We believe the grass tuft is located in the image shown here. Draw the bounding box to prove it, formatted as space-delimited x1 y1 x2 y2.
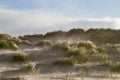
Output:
12 53 30 63
111 63 120 73
77 41 96 49
36 40 52 47
67 47 88 63
21 64 37 74
54 57 76 66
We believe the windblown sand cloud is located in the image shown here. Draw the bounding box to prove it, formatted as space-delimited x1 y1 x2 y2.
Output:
0 8 120 35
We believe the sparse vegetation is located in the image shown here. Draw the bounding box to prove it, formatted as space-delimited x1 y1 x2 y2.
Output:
95 52 109 62
1 28 120 79
111 63 120 73
12 53 30 63
36 40 52 47
97 47 107 53
21 64 37 74
77 41 96 49
102 60 113 66
53 42 71 51
54 57 76 66
0 34 31 50
0 40 18 50
67 47 88 63
0 34 11 40
116 46 120 54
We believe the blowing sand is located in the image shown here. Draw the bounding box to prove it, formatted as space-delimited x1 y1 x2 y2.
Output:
0 45 120 80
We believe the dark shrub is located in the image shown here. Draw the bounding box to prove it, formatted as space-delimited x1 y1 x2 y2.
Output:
12 53 30 63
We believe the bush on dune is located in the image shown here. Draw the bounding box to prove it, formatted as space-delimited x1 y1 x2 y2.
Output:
116 46 120 54
54 57 76 66
53 42 71 51
67 47 88 63
0 34 31 50
0 40 18 50
95 52 109 63
111 63 120 73
77 41 96 49
54 47 88 66
0 34 11 40
36 40 52 47
21 64 37 74
12 53 30 63
0 40 8 48
96 47 107 53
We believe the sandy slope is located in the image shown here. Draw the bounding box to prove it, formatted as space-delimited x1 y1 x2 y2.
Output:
0 46 120 80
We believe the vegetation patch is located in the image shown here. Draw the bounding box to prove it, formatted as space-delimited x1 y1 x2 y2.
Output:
0 40 18 50
111 63 120 73
95 52 109 62
12 53 30 63
0 34 31 50
67 47 88 63
77 41 96 49
21 64 37 74
96 47 107 53
53 42 71 51
36 40 52 47
54 57 76 66
116 47 120 54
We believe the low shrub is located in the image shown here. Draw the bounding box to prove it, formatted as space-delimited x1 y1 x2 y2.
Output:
12 53 30 63
77 41 96 49
22 40 31 45
8 41 19 50
0 40 8 49
95 52 109 62
116 47 120 54
102 60 113 66
21 64 36 74
0 34 11 40
0 40 18 50
54 58 76 66
9 37 22 44
36 40 52 47
53 42 70 51
111 63 120 73
97 47 107 53
67 47 88 63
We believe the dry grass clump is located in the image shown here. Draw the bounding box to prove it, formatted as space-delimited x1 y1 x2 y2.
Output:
77 41 96 49
54 57 75 66
95 52 109 62
12 53 30 63
0 34 31 50
21 64 37 74
0 40 18 50
111 63 120 73
36 40 52 47
0 34 11 40
67 47 88 63
102 60 114 66
116 47 120 54
53 42 71 51
77 41 97 55
96 47 107 53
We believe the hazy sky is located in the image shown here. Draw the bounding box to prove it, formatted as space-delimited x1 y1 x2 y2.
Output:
0 0 120 35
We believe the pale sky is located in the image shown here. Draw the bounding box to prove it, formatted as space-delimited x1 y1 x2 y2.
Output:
0 0 120 35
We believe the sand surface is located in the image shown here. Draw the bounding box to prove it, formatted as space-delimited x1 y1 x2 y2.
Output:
0 46 120 80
